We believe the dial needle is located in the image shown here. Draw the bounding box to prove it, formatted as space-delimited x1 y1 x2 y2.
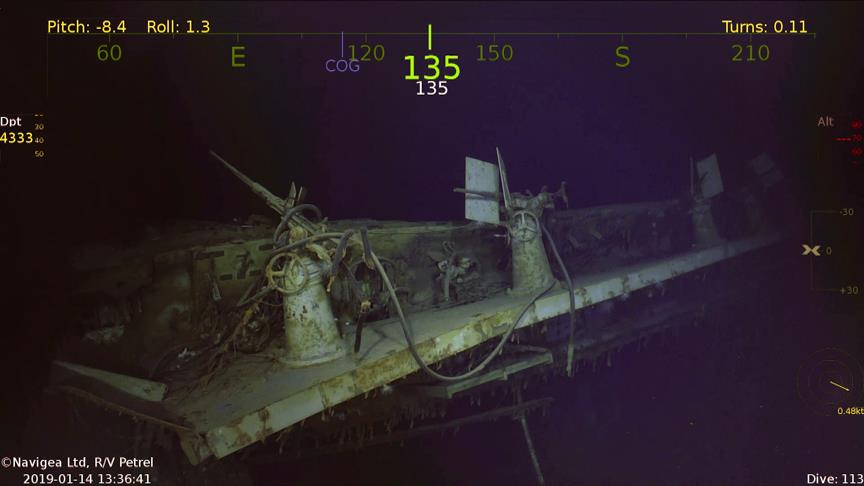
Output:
830 380 851 392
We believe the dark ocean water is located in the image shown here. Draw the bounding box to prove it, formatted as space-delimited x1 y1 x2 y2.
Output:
3 3 863 485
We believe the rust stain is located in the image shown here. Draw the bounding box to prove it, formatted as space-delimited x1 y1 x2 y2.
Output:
351 324 489 394
318 373 359 408
219 408 273 450
227 427 253 450
352 353 415 393
471 321 490 340
257 408 273 441
416 338 453 363
472 309 513 334
574 287 592 305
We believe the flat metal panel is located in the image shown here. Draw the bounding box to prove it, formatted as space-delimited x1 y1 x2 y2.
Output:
495 148 513 209
171 231 782 462
465 157 500 224
696 153 724 199
54 361 167 402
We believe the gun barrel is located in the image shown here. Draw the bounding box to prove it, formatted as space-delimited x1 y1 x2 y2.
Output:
209 150 317 233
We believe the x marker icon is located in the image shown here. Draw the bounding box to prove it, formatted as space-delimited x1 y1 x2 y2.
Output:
802 244 821 256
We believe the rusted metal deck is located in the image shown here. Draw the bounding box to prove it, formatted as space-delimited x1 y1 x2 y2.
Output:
165 232 782 463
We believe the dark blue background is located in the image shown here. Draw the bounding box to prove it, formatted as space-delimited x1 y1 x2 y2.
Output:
2 2 863 484
28 1 861 242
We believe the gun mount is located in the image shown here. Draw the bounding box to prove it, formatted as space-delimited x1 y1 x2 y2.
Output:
48 147 787 468
457 148 569 295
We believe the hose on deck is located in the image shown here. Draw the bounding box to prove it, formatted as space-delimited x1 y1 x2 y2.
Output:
540 223 578 377
369 249 554 382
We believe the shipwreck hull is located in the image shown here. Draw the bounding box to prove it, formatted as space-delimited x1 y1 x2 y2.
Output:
50 195 784 464
170 231 782 462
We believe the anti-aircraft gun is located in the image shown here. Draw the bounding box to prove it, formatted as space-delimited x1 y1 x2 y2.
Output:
456 148 569 295
211 150 353 367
